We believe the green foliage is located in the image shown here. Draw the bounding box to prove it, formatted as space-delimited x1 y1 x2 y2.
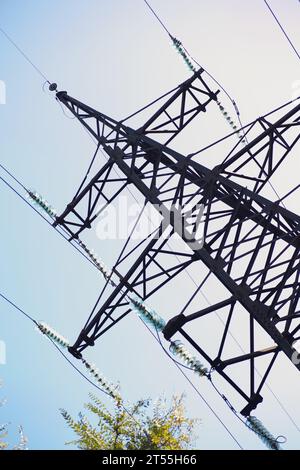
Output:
0 427 8 450
61 393 198 450
0 381 8 450
0 380 28 450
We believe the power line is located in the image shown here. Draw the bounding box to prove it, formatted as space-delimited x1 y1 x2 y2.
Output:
180 249 300 433
48 339 151 440
0 164 246 448
0 284 244 448
0 172 99 273
0 292 38 325
172 359 243 449
143 0 172 37
0 14 298 435
140 321 284 449
263 0 300 61
0 162 27 191
142 0 288 207
1 96 299 434
140 321 244 449
1 161 297 444
190 95 300 158
1 147 298 434
0 25 50 83
142 1 244 129
0 289 152 442
1 1 296 447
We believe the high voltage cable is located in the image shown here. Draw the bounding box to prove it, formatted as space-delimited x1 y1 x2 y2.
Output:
0 164 239 446
48 339 151 439
1 145 299 435
179 268 300 434
0 166 248 449
0 25 51 83
189 95 300 158
0 164 294 442
0 9 291 453
151 327 244 449
0 173 99 273
0 290 152 442
1 70 299 433
0 288 243 449
142 0 244 131
75 139 300 433
263 0 300 61
152 325 282 450
0 7 298 441
154 326 284 449
0 8 292 212
143 0 172 36
0 166 297 444
141 0 292 209
0 292 38 325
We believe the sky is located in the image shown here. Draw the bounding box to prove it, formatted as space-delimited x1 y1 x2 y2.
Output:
0 0 300 450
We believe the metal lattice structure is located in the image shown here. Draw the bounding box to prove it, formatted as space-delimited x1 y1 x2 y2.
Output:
53 70 300 415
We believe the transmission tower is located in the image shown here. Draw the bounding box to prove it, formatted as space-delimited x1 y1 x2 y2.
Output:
53 69 300 416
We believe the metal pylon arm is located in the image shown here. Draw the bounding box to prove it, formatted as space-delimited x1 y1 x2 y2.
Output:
54 82 300 415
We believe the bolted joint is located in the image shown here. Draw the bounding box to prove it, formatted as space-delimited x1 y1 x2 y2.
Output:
80 332 95 347
49 82 58 92
282 331 295 344
240 394 263 417
210 90 220 102
68 346 82 359
162 313 186 340
211 358 225 371
56 90 68 101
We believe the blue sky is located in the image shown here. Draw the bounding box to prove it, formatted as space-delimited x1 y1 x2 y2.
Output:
0 0 300 450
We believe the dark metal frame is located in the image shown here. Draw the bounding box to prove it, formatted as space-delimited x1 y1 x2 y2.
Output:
54 71 300 415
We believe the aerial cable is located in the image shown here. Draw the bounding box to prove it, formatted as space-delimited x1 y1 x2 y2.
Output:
0 162 27 192
0 25 51 84
156 329 286 451
153 323 284 450
0 292 38 326
83 201 149 328
0 141 298 434
1 158 297 433
190 94 300 158
129 300 283 450
142 0 297 208
148 323 244 449
142 0 247 143
0 184 244 448
143 0 172 36
0 290 152 440
0 172 100 273
0 165 296 443
0 8 296 442
263 0 300 61
0 180 252 449
0 18 298 428
0 287 244 447
207 370 286 450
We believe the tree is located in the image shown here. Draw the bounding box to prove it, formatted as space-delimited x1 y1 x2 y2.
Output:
0 380 28 450
0 381 8 450
61 393 198 450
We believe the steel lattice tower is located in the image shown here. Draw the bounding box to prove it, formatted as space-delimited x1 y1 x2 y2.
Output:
53 69 300 416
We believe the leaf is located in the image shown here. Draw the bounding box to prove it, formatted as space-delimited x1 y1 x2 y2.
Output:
62 392 198 450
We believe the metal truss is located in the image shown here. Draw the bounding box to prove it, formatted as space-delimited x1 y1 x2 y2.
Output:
54 71 300 415
219 102 300 193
